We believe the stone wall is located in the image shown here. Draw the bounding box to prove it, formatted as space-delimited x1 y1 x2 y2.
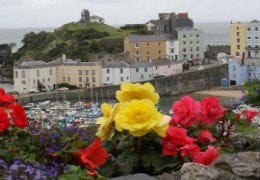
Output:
17 64 228 104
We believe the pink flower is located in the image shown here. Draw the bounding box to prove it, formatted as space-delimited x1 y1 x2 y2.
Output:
197 129 216 144
200 96 224 125
162 126 195 156
192 145 220 165
171 96 200 128
241 110 258 124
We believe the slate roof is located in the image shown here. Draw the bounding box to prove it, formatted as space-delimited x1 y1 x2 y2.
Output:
49 58 77 65
130 62 153 68
249 19 260 23
127 34 176 42
152 59 174 66
19 61 47 67
103 61 130 68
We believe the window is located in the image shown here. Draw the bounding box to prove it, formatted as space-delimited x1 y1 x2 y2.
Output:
197 54 200 57
183 41 186 45
85 70 89 75
49 69 52 75
237 45 240 50
86 77 89 82
183 34 186 38
236 52 240 56
158 56 161 60
22 80 26 85
196 41 199 44
120 77 124 81
106 77 109 81
15 71 18 78
255 27 258 31
22 71 25 78
256 45 259 48
158 50 161 55
135 43 139 48
255 37 259 39
190 47 193 52
236 27 239 30
135 51 140 56
135 57 139 62
68 77 70 82
146 42 150 47
42 79 45 83
120 68 123 74
183 48 187 53
183 54 187 58
196 34 200 38
141 75 144 79
191 54 193 59
79 77 82 82
78 70 82 76
136 68 139 72
171 49 174 53
237 38 240 43
63 76 65 82
236 32 240 36
155 66 158 70
48 78 50 82
91 70 95 76
147 51 150 55
144 68 148 72
106 69 110 73
247 27 251 31
147 56 150 62
248 37 251 39
196 47 200 51
92 77 96 82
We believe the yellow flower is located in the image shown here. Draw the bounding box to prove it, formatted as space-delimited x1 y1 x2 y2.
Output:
116 82 159 104
96 104 120 140
153 115 171 137
114 99 163 137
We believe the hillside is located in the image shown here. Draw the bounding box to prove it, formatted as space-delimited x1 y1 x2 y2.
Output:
13 23 128 62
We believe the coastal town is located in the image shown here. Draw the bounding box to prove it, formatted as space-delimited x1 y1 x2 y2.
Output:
0 1 260 179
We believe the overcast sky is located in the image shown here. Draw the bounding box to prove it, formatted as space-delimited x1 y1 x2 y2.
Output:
0 0 259 28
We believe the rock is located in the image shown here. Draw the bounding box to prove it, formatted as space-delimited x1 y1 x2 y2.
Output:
155 172 178 180
180 162 220 180
109 173 156 180
216 151 260 179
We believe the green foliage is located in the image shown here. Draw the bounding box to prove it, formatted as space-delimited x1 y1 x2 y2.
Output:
244 79 260 105
205 45 230 59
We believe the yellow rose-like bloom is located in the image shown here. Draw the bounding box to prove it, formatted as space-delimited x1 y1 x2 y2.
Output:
114 99 163 137
96 103 120 140
153 115 171 137
116 82 159 104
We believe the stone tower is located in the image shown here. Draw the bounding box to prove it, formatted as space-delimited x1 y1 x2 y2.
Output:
80 9 90 23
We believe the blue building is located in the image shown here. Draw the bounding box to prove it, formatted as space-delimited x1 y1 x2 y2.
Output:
229 58 260 85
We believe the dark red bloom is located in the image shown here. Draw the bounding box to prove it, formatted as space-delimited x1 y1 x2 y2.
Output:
241 110 259 124
0 108 10 133
9 104 28 129
0 89 15 104
197 129 216 144
180 144 200 158
235 113 241 119
192 145 220 165
171 96 200 128
74 138 108 173
200 96 224 125
162 126 195 156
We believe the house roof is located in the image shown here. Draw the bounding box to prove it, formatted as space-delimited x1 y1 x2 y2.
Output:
49 58 77 65
249 19 260 23
103 61 130 68
152 59 174 66
127 34 176 42
19 61 47 67
130 62 152 68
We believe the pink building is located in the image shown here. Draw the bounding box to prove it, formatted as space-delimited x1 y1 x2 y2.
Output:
152 60 183 78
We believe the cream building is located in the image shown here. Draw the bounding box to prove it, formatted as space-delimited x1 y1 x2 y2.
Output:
14 61 57 93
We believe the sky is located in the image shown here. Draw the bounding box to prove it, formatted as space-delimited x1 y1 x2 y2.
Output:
0 0 259 28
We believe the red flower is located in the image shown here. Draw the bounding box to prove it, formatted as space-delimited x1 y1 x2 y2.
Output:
192 145 220 165
74 138 108 173
241 110 258 124
200 96 224 125
171 96 200 128
180 144 200 158
235 113 241 119
9 104 28 129
0 89 15 104
162 126 195 156
197 129 216 144
0 108 10 133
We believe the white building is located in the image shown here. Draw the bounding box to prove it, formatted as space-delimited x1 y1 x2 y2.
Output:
166 39 179 61
90 15 104 24
102 61 130 86
177 28 204 61
130 62 153 82
246 20 260 58
152 60 183 77
14 61 57 93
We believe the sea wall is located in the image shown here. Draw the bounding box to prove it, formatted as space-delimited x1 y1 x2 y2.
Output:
17 64 228 104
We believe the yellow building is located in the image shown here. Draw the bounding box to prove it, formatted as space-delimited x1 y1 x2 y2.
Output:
124 34 168 62
50 56 102 88
230 22 246 59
